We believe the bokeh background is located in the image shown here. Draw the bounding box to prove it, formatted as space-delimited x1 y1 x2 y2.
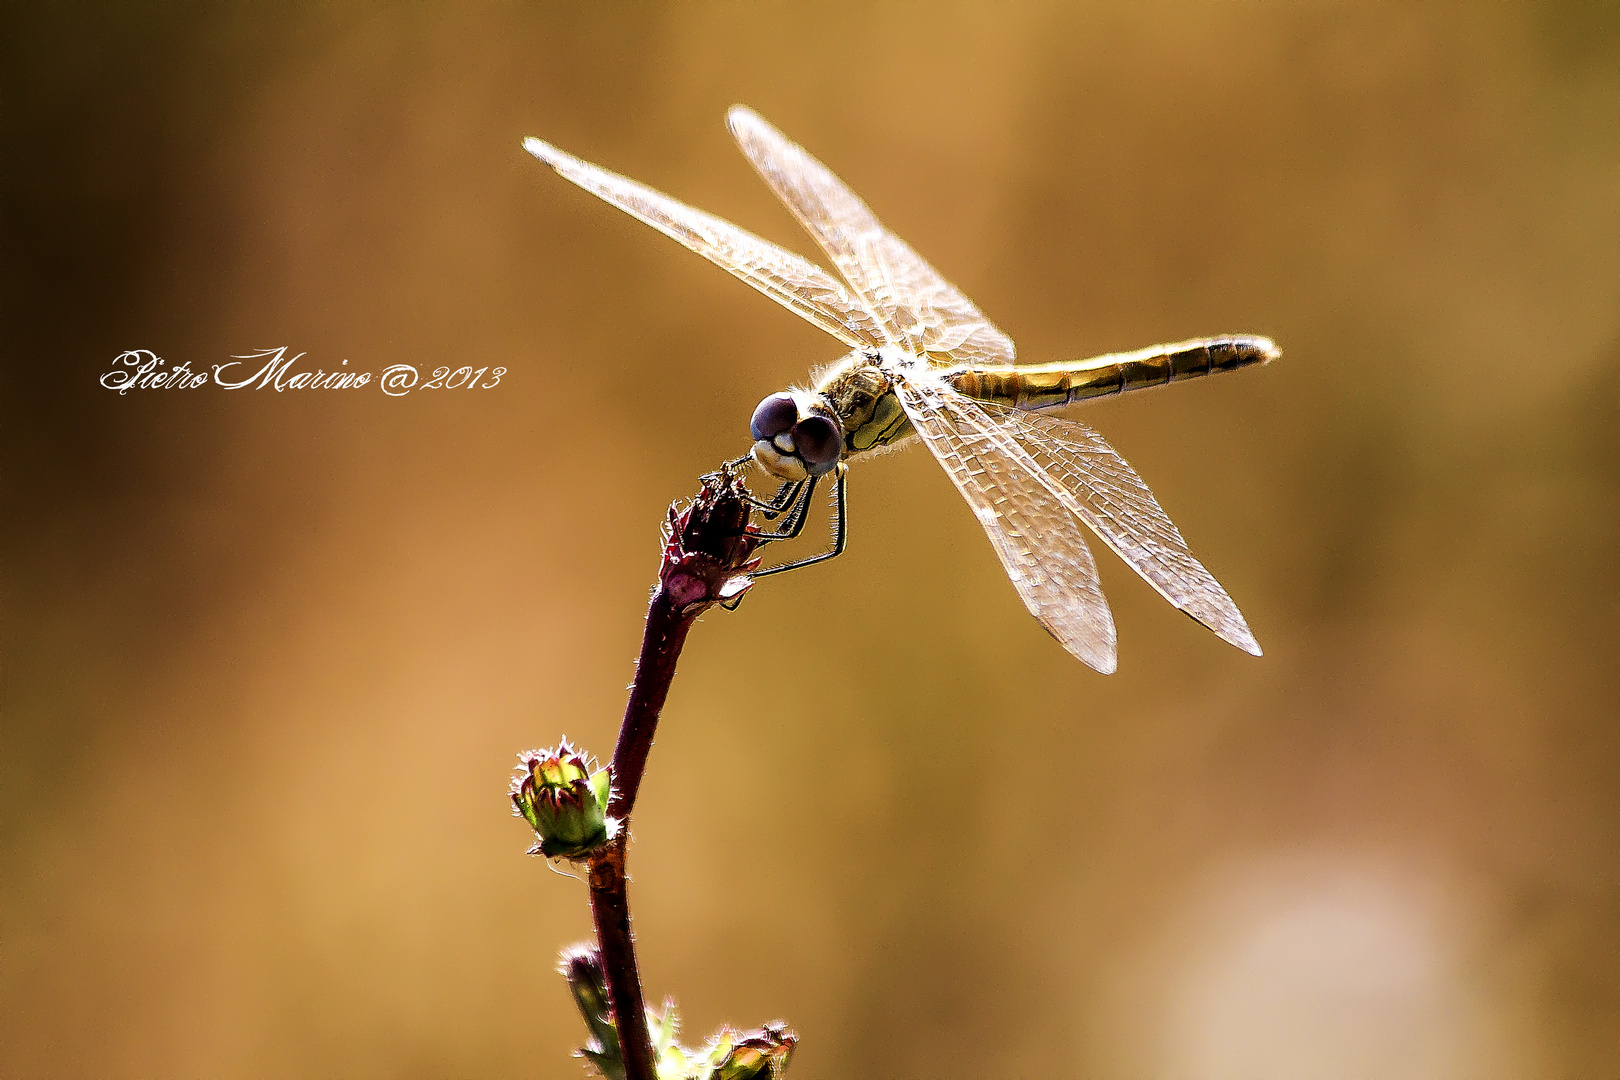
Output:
5 3 1618 1077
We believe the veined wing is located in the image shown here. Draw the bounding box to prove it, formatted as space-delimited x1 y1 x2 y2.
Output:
727 106 1016 369
892 370 1117 673
524 136 889 352
973 399 1262 656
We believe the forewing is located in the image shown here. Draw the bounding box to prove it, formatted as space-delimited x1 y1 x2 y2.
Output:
975 401 1262 656
727 106 1016 369
892 372 1117 673
524 137 889 351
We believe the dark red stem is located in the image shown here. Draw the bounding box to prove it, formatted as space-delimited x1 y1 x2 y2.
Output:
606 588 694 823
585 471 760 1080
587 833 652 1080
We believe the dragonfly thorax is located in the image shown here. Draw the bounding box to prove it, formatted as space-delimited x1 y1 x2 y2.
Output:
812 352 914 455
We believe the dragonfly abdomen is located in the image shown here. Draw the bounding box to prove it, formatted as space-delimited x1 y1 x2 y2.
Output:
948 335 1278 411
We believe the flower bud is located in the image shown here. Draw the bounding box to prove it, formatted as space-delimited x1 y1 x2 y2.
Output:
704 1021 797 1080
511 740 616 858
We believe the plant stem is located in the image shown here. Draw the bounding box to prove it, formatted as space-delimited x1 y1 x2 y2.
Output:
586 832 650 1079
586 469 761 1080
606 586 694 823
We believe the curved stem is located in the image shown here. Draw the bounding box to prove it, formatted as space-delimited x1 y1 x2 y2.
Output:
587 833 652 1080
606 588 694 823
585 469 761 1080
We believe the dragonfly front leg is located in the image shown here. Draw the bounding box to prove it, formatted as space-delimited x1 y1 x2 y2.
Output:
751 476 817 541
718 455 803 519
749 464 847 579
721 467 847 610
747 478 807 522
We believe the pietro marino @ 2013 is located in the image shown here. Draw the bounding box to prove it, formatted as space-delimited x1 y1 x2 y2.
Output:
100 347 372 393
99 348 506 395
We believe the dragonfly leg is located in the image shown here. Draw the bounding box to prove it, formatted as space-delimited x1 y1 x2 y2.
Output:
714 453 805 518
746 478 806 520
751 476 817 541
717 455 816 521
749 464 847 579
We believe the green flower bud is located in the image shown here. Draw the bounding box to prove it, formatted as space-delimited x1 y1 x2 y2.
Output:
511 739 616 858
701 1022 797 1080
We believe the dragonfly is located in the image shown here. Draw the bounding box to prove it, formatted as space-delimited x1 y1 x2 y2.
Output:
523 107 1275 673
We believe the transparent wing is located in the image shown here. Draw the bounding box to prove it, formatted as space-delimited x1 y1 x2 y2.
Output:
727 106 1016 369
973 400 1262 656
892 371 1117 673
524 137 889 352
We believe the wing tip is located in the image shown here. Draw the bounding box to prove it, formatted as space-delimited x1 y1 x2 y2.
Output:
1066 638 1118 675
522 136 559 164
1181 603 1263 658
1221 623 1264 657
726 104 762 136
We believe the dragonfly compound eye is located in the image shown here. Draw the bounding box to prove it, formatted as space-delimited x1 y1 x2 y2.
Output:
792 414 843 475
750 392 799 441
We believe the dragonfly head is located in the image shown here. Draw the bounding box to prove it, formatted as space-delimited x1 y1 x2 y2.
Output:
749 390 844 481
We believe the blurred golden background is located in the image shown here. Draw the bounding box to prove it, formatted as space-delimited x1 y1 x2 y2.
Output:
4 3 1618 1077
